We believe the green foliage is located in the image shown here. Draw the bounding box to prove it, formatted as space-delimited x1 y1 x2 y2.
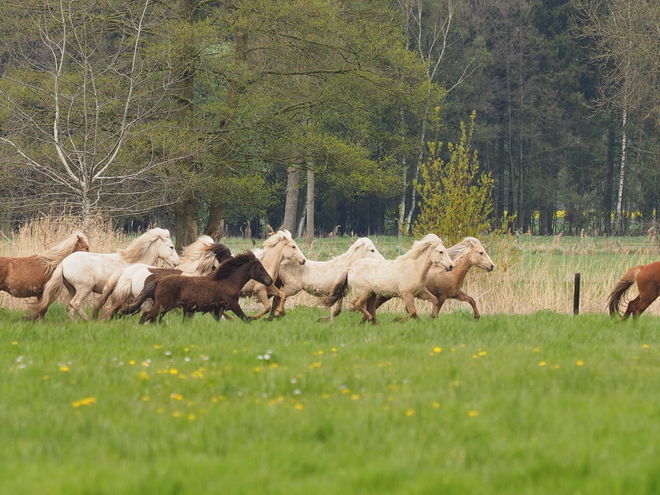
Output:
413 111 494 244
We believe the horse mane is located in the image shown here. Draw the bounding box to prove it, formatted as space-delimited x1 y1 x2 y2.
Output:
333 237 371 261
447 237 481 261
397 234 442 261
119 228 171 263
262 230 292 250
213 251 256 280
38 231 89 269
179 235 216 275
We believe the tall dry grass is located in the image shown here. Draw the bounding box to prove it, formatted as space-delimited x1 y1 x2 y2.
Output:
2 217 660 317
0 215 130 311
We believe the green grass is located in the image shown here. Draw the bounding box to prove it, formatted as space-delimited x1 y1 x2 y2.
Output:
2 306 660 494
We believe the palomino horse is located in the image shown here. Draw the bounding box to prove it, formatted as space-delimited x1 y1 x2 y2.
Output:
29 228 180 321
92 236 232 320
0 231 89 301
271 237 385 319
367 236 495 320
607 261 660 319
322 234 455 324
140 252 273 323
241 230 306 319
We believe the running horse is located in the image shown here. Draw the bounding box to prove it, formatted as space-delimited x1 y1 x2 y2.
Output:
29 228 180 321
140 252 273 324
92 236 232 320
322 234 455 324
608 261 660 319
0 231 89 302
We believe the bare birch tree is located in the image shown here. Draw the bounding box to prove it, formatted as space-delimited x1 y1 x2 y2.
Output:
0 0 200 226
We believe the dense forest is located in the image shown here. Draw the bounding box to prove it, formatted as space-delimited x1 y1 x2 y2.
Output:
0 0 658 245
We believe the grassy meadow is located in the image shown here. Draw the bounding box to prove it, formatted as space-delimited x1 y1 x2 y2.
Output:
2 310 660 494
3 219 660 493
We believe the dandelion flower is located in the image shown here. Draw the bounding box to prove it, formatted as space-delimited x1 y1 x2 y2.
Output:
539 361 547 367
405 409 415 417
468 410 479 417
433 347 442 353
72 397 96 408
294 403 304 410
59 365 69 372
576 360 584 366
432 402 441 408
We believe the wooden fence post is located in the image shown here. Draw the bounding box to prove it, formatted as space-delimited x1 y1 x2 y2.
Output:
573 273 581 315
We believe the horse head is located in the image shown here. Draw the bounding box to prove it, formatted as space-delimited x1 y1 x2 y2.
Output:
157 238 181 267
465 237 495 272
75 233 90 252
431 242 455 272
278 230 306 265
360 238 385 261
249 256 273 287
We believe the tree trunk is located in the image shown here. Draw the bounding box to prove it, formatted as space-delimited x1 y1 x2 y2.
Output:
205 201 227 240
174 197 199 250
172 0 198 248
615 107 628 234
282 167 301 232
306 167 315 245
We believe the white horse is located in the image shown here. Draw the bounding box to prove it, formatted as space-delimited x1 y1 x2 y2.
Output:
426 237 495 319
92 236 232 321
241 230 306 319
322 234 454 324
272 237 385 318
29 228 180 321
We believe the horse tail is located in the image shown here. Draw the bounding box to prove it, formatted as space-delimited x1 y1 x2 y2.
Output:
125 277 159 315
607 265 643 316
321 271 349 308
28 262 65 320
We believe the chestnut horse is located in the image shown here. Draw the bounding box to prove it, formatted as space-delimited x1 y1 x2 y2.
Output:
0 231 89 301
607 261 660 319
92 237 232 320
140 252 273 324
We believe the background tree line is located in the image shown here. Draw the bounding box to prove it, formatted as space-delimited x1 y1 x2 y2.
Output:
0 0 658 245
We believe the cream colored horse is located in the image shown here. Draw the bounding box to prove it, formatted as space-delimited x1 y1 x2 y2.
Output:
322 234 454 324
29 228 180 321
241 230 306 319
92 236 231 320
272 237 385 318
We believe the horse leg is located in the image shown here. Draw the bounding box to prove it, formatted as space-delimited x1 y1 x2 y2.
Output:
267 286 287 318
453 290 480 319
67 286 93 321
140 304 162 324
352 294 375 324
228 300 251 322
248 288 272 320
631 294 658 318
622 296 640 320
317 296 344 323
394 292 434 322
